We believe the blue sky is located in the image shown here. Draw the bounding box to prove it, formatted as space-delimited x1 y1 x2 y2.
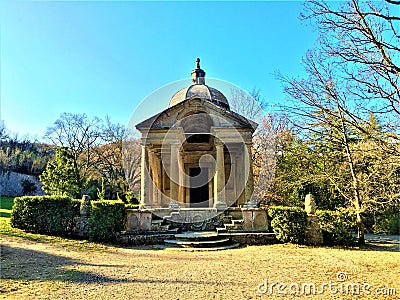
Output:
0 1 319 140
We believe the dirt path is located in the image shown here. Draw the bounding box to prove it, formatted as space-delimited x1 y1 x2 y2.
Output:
1 236 399 299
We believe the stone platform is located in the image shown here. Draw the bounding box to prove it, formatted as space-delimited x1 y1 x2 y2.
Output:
121 208 276 249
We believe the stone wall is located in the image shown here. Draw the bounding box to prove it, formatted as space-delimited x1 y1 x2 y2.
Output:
0 171 45 197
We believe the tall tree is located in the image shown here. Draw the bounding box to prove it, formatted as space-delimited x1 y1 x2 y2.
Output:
301 0 400 151
279 0 400 244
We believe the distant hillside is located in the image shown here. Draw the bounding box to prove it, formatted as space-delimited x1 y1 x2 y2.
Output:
0 139 54 197
0 171 45 197
0 140 55 176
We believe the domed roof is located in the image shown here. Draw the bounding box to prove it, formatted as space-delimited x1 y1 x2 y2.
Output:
169 84 230 109
168 58 230 110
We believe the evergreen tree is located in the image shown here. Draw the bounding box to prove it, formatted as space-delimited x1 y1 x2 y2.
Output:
39 147 80 197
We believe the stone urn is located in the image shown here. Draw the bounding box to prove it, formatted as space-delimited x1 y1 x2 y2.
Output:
304 193 316 214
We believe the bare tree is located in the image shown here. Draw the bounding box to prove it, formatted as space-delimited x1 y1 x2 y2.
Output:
301 0 400 147
45 113 102 191
291 0 400 244
91 116 138 199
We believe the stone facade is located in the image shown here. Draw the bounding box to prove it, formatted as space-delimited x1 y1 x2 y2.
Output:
134 59 257 211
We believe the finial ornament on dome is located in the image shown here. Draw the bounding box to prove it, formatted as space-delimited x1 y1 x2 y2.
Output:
191 57 206 85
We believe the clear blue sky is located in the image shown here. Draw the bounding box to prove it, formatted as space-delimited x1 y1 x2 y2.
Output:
0 0 318 140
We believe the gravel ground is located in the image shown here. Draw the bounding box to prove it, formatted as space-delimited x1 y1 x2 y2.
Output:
1 236 399 300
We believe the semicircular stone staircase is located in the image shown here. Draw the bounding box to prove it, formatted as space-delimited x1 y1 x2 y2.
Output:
156 231 240 251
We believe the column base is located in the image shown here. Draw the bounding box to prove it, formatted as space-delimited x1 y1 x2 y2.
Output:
214 202 227 210
243 200 258 209
139 204 152 209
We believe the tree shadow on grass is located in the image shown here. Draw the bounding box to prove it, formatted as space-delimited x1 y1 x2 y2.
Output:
0 244 133 284
0 244 240 287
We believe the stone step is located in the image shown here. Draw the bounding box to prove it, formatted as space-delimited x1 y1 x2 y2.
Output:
156 243 240 251
231 219 244 224
167 228 179 234
216 227 227 234
164 238 231 247
159 230 240 251
175 231 219 240
224 223 243 230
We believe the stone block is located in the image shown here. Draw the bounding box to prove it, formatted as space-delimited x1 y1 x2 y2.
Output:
305 214 323 245
125 209 153 232
241 208 268 231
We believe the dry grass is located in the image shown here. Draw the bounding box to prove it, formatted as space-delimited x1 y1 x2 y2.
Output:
1 234 399 300
1 198 399 299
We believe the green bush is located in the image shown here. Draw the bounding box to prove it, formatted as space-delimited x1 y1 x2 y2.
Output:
373 210 400 235
88 200 125 242
268 206 308 244
125 203 139 209
316 209 356 245
10 196 76 235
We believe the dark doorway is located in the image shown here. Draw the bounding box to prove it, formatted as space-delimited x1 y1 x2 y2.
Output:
189 167 209 208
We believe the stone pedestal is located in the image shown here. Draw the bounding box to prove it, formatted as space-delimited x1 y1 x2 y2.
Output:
75 217 89 237
74 195 91 237
125 209 153 232
305 214 323 245
241 208 268 231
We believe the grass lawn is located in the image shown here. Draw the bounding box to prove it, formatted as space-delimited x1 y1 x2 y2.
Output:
1 197 399 299
0 197 106 251
0 197 14 217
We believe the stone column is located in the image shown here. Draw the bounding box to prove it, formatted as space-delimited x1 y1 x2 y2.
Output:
170 143 179 203
140 144 151 208
214 141 226 209
151 151 162 207
244 142 256 208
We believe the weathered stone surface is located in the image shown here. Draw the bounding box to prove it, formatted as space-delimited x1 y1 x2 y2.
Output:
241 208 268 231
0 171 45 197
80 195 91 217
74 216 89 237
305 215 323 245
118 233 175 245
305 193 317 214
125 210 153 232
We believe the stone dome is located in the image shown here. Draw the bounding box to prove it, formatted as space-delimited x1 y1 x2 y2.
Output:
168 58 230 110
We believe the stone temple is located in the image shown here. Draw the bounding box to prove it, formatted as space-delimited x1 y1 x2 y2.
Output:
136 58 256 210
124 59 274 249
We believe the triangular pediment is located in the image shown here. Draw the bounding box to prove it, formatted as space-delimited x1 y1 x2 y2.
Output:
136 98 257 132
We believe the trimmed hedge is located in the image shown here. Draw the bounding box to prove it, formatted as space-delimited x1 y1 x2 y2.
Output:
268 206 308 244
88 200 126 242
10 196 76 235
316 209 356 246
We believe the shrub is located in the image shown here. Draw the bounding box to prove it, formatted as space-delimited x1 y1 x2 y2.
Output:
88 200 125 242
125 203 139 209
373 210 400 235
20 178 37 195
268 206 308 244
10 196 76 235
316 209 356 246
